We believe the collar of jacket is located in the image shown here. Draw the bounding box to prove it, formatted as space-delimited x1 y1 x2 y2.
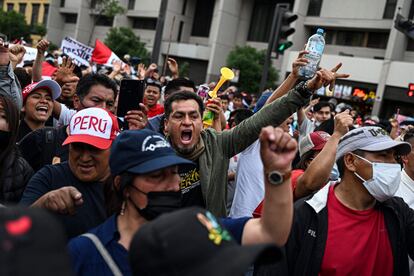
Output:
306 181 336 213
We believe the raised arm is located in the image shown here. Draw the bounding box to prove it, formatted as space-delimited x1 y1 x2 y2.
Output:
294 110 353 199
0 44 23 109
222 68 346 158
265 50 308 105
32 39 49 82
242 126 296 246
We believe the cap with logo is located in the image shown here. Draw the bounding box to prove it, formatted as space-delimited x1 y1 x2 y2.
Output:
299 131 331 157
110 129 193 176
129 207 282 276
336 126 412 160
62 107 119 150
22 79 61 103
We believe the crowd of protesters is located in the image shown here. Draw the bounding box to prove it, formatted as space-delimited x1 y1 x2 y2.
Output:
1 37 414 276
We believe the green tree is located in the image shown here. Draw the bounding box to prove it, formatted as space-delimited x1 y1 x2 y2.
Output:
226 46 278 94
32 24 47 37
88 0 125 45
105 27 150 61
0 10 31 41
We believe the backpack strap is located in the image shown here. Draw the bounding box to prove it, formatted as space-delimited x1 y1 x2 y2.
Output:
81 233 123 276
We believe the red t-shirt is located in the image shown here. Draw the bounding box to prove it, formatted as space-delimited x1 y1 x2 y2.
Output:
252 169 304 218
147 104 164 118
319 185 393 276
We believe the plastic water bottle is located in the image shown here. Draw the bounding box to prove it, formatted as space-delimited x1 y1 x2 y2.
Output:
299 28 325 79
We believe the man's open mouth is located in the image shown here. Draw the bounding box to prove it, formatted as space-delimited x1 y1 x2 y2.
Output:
35 106 49 115
180 130 193 144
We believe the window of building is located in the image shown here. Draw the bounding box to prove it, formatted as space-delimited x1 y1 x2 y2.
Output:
182 0 187 15
128 0 135 10
191 0 215 37
383 0 397 19
177 21 184 42
31 4 40 25
132 17 157 30
247 0 275 42
7 3 14 12
96 16 114 26
64 13 77 24
407 39 414 51
409 1 414 19
367 32 389 49
43 4 49 25
336 30 364 47
60 0 65 8
19 3 26 15
90 0 97 9
307 0 323 16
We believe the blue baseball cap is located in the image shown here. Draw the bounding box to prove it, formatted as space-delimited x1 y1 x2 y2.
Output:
110 129 194 176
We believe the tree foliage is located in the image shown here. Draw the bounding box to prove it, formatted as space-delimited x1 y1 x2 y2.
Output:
226 46 278 94
0 10 31 41
92 0 125 17
105 27 150 61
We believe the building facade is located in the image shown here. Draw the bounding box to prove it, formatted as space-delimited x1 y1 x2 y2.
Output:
2 0 50 26
46 0 414 118
284 0 414 118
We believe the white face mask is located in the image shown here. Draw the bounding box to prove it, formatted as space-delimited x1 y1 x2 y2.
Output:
353 154 401 202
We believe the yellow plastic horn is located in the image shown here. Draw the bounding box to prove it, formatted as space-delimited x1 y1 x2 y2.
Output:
208 67 235 98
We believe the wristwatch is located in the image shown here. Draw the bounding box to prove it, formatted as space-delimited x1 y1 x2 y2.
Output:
267 170 292 186
295 80 313 99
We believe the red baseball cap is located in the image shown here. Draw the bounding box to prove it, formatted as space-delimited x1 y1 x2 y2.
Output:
299 131 331 157
62 107 119 150
22 79 61 103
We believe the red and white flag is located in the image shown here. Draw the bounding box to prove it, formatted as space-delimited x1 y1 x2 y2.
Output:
91 39 122 66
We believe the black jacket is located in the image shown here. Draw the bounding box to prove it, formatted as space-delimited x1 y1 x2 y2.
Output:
285 183 414 276
0 150 34 204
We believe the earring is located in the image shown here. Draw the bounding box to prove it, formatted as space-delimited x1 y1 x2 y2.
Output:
120 201 126 216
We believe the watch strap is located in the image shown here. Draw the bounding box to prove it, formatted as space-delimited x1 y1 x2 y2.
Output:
295 81 313 99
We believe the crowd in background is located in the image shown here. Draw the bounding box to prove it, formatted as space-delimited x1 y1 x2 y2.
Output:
1 38 414 276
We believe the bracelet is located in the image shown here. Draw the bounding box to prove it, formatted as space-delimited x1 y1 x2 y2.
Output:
295 81 313 99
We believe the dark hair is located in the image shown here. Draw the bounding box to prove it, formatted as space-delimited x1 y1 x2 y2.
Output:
164 91 204 119
164 78 196 96
219 94 229 101
233 92 243 99
313 101 332 112
0 94 20 182
14 68 32 89
296 150 316 170
336 149 366 178
104 172 135 216
73 65 83 79
76 73 118 100
230 109 253 126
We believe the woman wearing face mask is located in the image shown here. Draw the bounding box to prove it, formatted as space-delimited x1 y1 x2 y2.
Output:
68 130 193 276
0 94 33 204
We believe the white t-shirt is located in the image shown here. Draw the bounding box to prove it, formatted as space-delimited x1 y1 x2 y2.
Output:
58 103 76 127
395 169 414 274
229 140 264 218
299 117 316 142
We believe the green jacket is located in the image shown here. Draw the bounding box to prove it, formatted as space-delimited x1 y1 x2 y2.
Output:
199 89 309 216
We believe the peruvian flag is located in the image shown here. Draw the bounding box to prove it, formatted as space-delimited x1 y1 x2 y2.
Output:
91 39 122 66
41 61 57 79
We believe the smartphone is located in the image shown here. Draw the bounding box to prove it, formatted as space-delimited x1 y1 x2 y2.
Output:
117 79 145 118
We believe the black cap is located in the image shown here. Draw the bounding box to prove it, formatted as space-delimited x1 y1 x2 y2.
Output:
0 207 72 276
129 207 282 276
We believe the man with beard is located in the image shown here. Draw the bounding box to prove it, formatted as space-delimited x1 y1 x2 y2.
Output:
163 68 346 216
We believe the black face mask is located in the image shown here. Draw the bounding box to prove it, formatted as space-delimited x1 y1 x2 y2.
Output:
0 130 11 148
129 187 183 221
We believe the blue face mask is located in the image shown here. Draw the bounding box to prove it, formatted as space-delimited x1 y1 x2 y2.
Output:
353 154 401 202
